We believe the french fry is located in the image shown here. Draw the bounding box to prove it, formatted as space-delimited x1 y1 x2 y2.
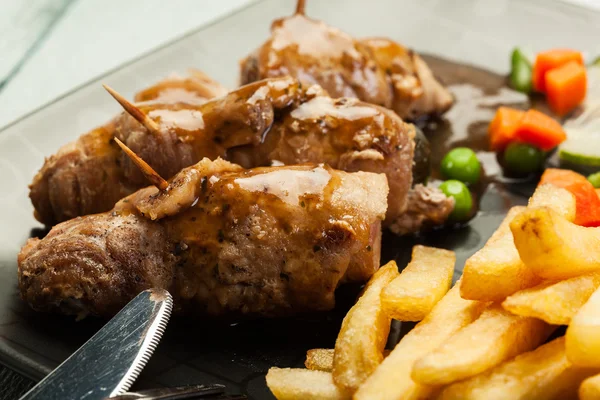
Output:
381 245 455 321
305 349 390 372
528 183 576 221
511 207 600 280
461 185 576 302
412 304 553 385
332 261 399 392
306 349 335 372
439 337 598 400
266 368 349 400
502 273 600 325
580 373 600 400
460 206 538 301
566 286 600 367
354 282 487 400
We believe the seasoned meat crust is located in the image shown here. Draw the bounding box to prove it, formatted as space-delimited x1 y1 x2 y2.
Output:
30 77 430 232
30 72 227 225
239 12 453 120
20 159 389 318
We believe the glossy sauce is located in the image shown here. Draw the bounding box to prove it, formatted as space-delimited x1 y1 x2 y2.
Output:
271 14 360 60
234 165 331 206
148 109 205 131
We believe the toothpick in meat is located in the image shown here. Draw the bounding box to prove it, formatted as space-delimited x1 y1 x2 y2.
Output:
113 137 169 191
103 84 161 134
295 0 306 15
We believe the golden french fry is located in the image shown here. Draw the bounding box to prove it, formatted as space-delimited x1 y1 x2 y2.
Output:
567 286 600 367
439 337 598 400
502 273 600 325
460 207 538 301
305 349 391 373
511 207 600 280
266 368 349 400
580 373 600 400
332 261 399 392
381 245 454 321
528 183 577 220
461 185 576 302
354 282 487 400
412 304 553 385
306 349 335 372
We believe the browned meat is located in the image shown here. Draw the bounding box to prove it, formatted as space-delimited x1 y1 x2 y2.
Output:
19 159 388 318
32 77 445 233
239 7 453 120
361 38 454 120
134 69 228 104
29 72 226 225
389 184 455 235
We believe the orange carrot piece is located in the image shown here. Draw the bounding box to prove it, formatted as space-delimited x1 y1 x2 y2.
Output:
545 61 587 116
488 107 525 151
514 109 566 151
532 49 584 93
539 169 600 227
597 188 600 199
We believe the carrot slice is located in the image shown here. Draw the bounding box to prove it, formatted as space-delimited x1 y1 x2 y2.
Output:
488 107 525 151
514 109 566 151
532 49 584 93
545 61 587 116
539 168 600 227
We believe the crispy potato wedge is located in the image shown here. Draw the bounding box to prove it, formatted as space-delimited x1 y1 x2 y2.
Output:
381 245 454 321
266 368 349 400
511 207 600 280
412 304 553 385
354 282 487 400
439 337 597 400
306 349 335 372
580 373 600 400
332 261 399 392
460 206 538 301
461 185 575 302
566 287 600 367
502 273 600 325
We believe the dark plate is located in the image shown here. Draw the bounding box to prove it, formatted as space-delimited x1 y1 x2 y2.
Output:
0 0 598 398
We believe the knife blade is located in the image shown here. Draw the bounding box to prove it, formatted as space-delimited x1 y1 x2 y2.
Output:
20 289 173 400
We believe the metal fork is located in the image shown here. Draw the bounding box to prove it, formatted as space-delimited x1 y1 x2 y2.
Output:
108 384 247 400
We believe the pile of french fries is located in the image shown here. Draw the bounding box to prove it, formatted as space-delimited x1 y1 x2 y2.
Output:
266 184 600 400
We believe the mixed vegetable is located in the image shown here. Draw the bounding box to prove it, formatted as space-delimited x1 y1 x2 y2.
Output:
488 107 566 177
510 48 587 117
439 180 473 221
440 148 481 185
436 47 599 227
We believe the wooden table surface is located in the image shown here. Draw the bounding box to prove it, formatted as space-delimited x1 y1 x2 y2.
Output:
0 0 597 398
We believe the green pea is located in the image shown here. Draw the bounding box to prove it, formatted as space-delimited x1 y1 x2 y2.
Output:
503 142 545 175
588 172 600 188
440 180 473 221
440 147 481 184
510 48 533 94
